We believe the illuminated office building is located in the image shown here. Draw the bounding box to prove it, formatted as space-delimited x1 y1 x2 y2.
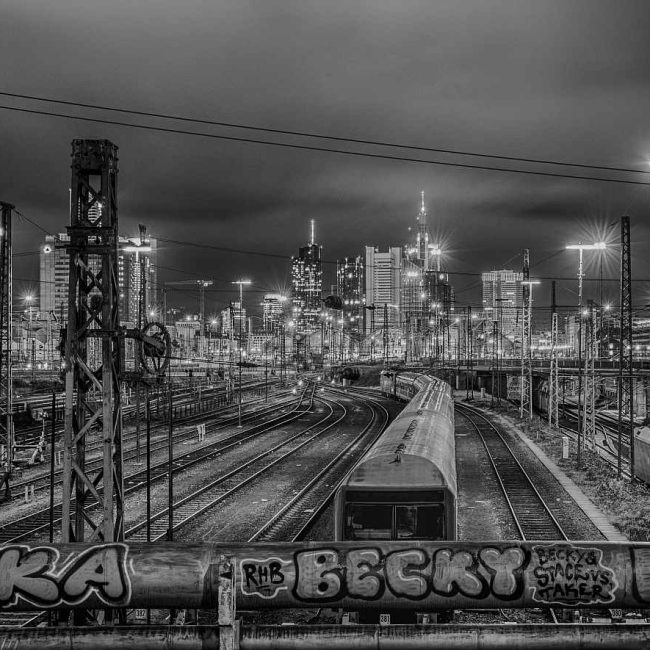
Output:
481 269 524 346
290 221 322 332
336 256 364 333
262 293 286 331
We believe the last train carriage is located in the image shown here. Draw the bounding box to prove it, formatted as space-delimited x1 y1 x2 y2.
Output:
335 373 457 543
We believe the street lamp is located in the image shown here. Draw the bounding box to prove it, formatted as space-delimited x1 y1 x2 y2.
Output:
232 280 251 428
566 241 606 467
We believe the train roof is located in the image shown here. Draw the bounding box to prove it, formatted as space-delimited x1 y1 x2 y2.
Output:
344 379 456 494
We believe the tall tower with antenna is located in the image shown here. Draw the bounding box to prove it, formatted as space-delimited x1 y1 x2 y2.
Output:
291 220 322 332
416 191 430 269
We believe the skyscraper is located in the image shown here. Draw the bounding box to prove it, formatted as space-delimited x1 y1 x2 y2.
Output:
364 246 401 330
290 221 322 332
400 193 453 360
336 256 364 333
262 293 286 332
482 269 524 345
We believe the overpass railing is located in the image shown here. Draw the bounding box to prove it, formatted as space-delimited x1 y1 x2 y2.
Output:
3 540 650 649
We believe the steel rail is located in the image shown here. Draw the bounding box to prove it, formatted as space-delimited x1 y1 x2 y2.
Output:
0 387 312 543
456 403 568 541
4 385 294 503
125 388 349 540
248 390 391 542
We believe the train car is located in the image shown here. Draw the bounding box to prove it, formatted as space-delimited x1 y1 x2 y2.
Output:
335 374 456 543
380 370 431 402
334 374 456 623
379 369 397 397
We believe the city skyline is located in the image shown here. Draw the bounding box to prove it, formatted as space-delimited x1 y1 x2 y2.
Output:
20 194 611 314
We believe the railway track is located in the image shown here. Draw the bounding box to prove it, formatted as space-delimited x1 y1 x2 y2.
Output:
249 390 391 542
5 381 288 502
457 402 570 625
125 386 342 541
0 384 390 626
0 386 312 544
456 403 568 541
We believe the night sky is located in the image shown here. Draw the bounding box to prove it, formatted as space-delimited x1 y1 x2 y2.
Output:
1 0 649 319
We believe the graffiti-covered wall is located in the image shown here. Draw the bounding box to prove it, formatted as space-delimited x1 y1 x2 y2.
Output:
1 541 649 612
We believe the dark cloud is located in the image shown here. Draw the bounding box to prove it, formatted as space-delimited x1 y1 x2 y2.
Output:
1 0 649 313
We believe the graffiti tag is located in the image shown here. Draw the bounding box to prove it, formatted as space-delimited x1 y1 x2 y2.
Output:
0 543 131 609
531 545 617 605
241 546 528 603
240 556 292 599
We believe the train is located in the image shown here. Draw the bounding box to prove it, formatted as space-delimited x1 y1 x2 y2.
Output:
334 371 456 623
379 368 431 401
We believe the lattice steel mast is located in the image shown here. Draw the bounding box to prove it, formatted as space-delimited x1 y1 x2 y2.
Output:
548 311 560 428
62 139 123 543
0 202 12 491
618 215 633 479
520 249 532 418
583 300 596 449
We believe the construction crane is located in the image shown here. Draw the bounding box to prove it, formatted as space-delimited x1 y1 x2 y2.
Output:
164 278 213 338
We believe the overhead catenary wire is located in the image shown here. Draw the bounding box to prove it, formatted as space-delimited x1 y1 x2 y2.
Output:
2 104 650 186
1 90 647 176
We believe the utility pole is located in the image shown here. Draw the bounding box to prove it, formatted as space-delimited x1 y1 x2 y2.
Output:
232 280 251 427
494 298 507 406
521 279 540 420
228 302 234 402
548 282 560 428
549 311 560 428
383 303 389 368
520 249 531 418
491 318 497 407
0 202 12 498
370 305 375 362
618 216 633 479
466 305 474 400
583 299 597 449
134 224 148 464
197 280 213 356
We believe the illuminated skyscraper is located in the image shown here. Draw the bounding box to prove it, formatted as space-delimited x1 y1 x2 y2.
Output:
262 293 287 331
336 256 364 333
482 269 524 342
290 220 322 332
364 246 401 330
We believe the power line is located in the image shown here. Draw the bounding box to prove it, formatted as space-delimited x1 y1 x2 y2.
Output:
1 90 647 175
2 104 650 186
158 237 290 262
14 209 54 236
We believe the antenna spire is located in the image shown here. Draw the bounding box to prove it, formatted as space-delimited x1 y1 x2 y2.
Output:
310 219 315 246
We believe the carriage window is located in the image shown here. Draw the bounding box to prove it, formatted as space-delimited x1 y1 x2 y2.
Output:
396 505 444 540
345 504 392 540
